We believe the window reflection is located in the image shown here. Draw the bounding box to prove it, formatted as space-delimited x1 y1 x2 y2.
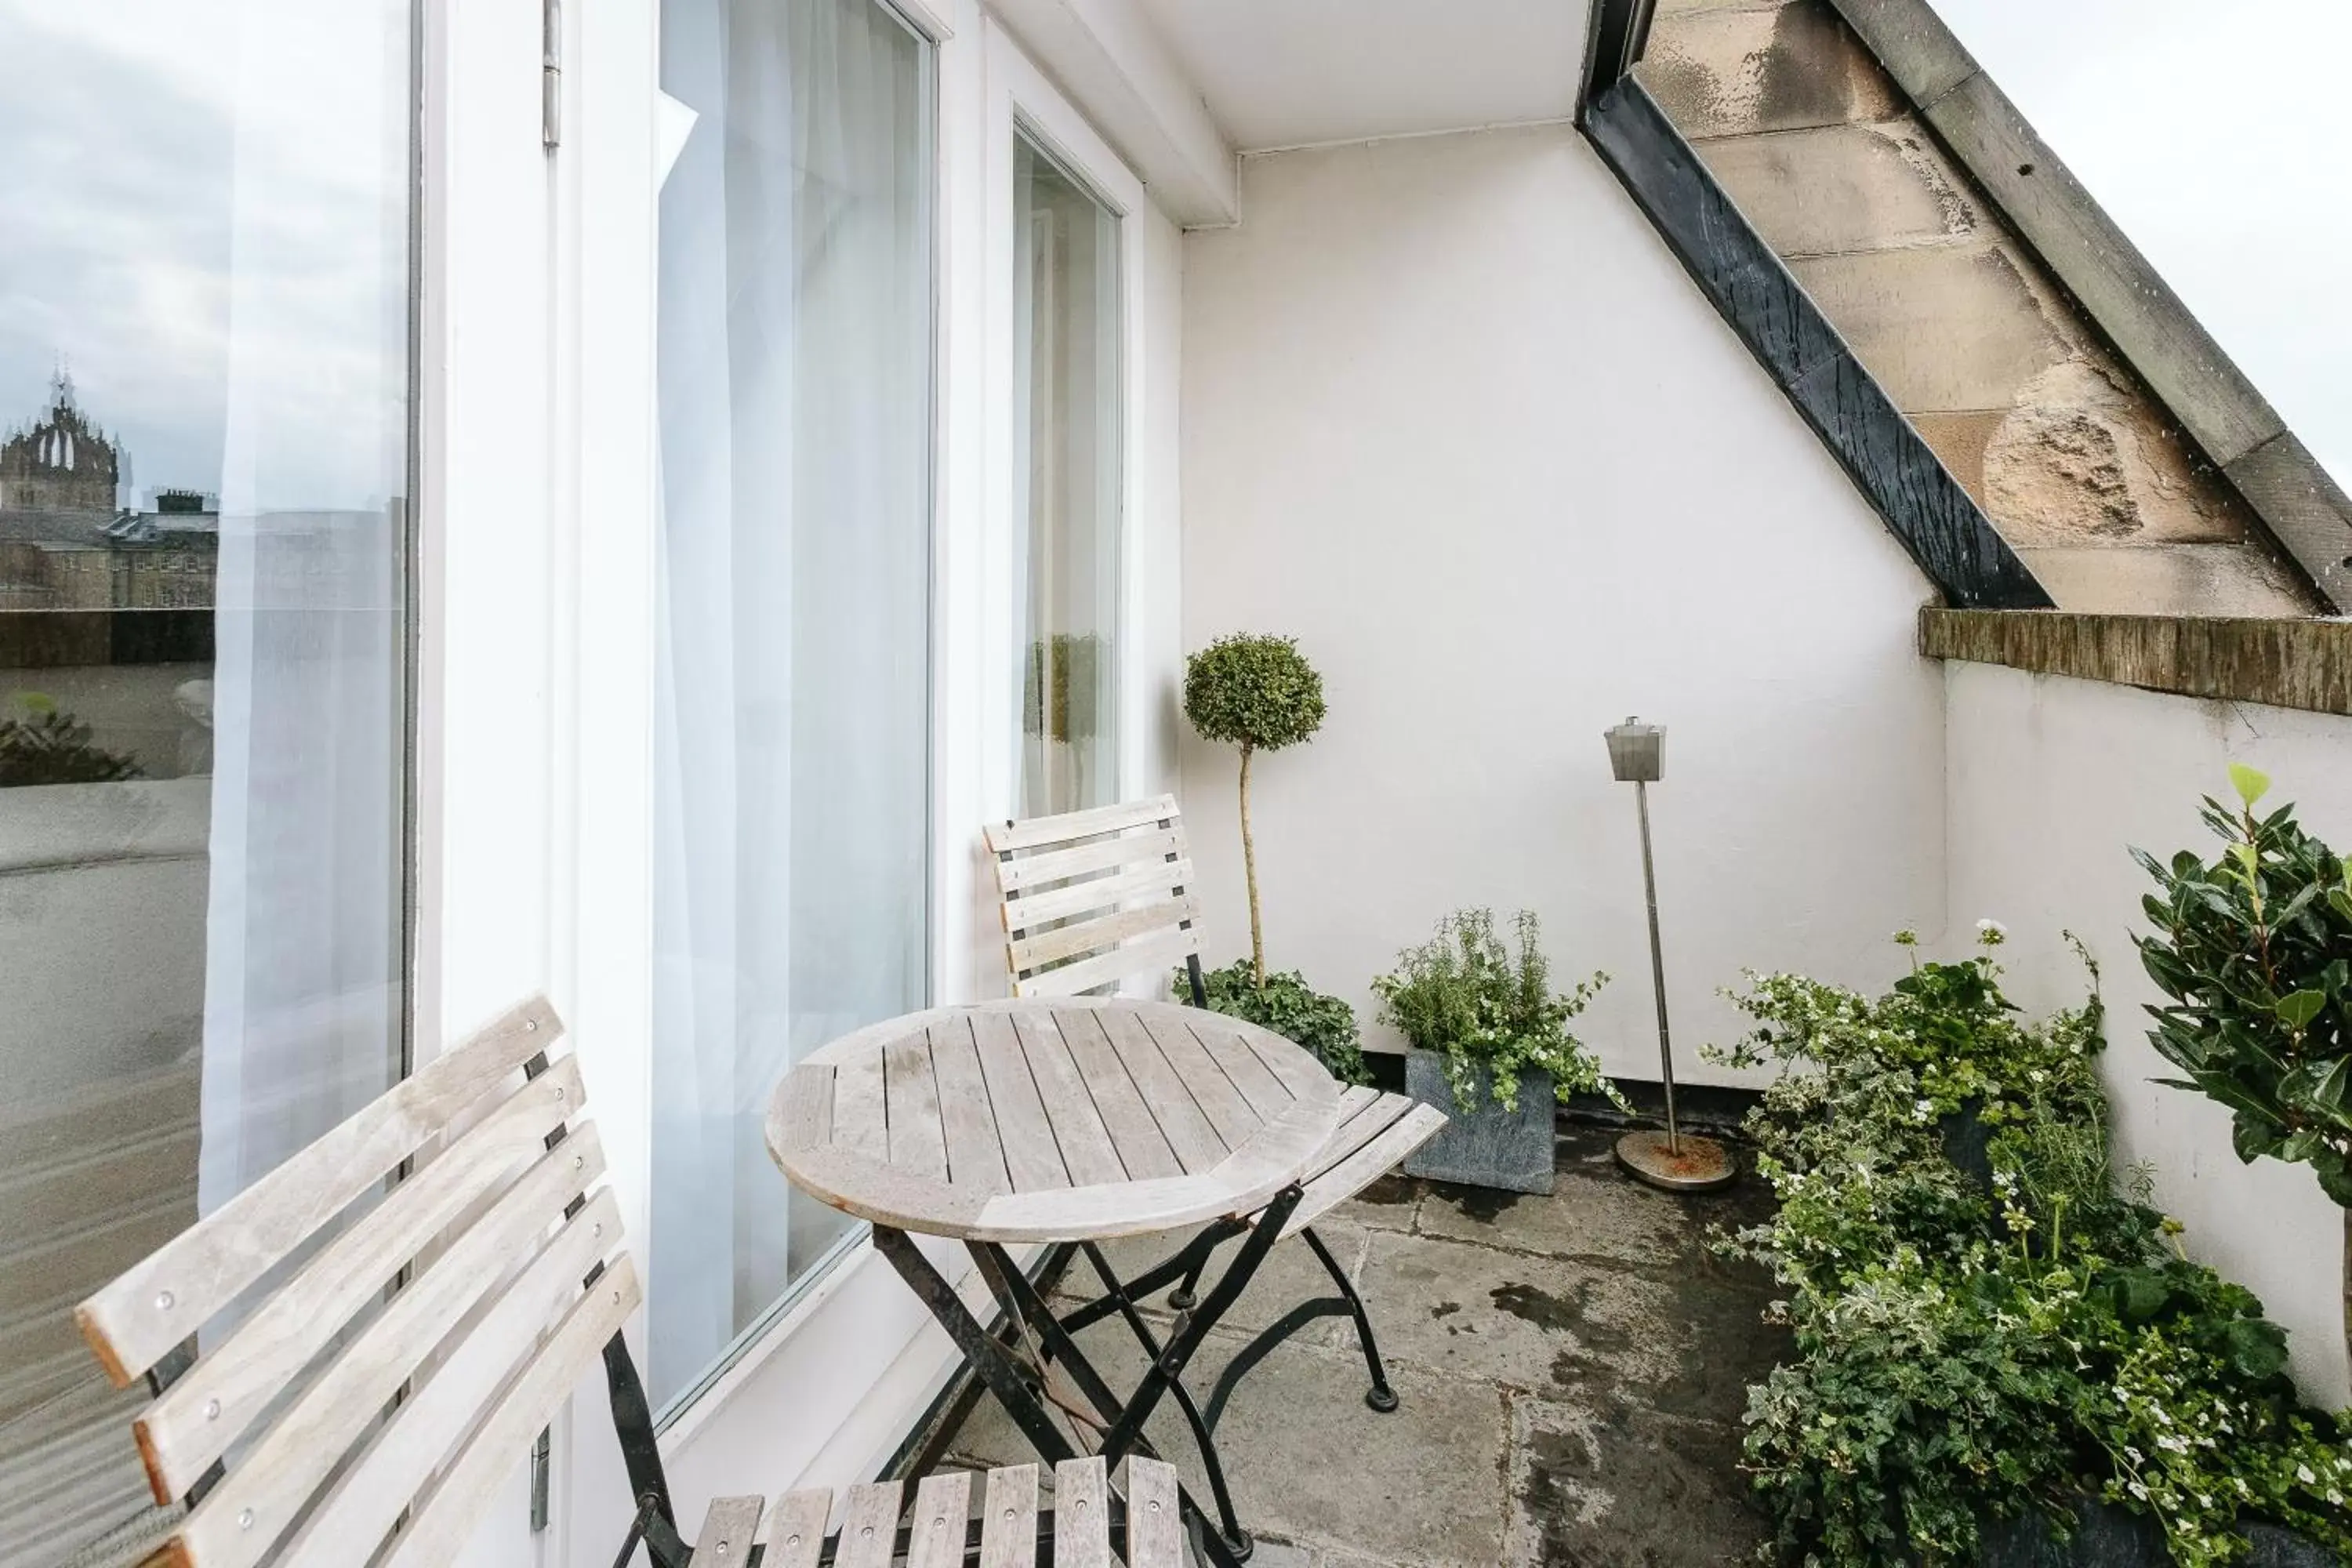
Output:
0 3 412 1560
1014 134 1123 815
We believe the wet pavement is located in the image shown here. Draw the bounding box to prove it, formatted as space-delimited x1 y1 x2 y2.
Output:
935 1123 1787 1566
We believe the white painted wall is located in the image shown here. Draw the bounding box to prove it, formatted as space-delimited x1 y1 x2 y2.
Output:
1178 124 1948 1087
1944 659 2352 1404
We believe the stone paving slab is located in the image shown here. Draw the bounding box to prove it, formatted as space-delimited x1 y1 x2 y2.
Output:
933 1124 1788 1566
1356 1226 1687 1403
1510 1395 1766 1566
1414 1167 1692 1270
1321 1170 1421 1233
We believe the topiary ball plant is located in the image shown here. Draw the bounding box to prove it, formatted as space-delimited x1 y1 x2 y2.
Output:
1182 633 1326 990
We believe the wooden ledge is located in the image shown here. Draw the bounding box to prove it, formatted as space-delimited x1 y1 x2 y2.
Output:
1921 608 2352 717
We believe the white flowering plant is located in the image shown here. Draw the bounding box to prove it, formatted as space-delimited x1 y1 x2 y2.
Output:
1711 928 2352 1565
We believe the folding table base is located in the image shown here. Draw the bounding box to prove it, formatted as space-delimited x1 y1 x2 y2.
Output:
1060 1221 1402 1430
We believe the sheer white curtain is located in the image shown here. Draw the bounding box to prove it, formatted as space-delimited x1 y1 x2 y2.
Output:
198 0 409 1214
651 0 931 1405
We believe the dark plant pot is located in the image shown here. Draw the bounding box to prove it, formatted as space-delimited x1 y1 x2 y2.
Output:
1973 1495 2332 1566
1940 1096 1995 1194
1401 1049 1555 1195
1976 1497 2164 1566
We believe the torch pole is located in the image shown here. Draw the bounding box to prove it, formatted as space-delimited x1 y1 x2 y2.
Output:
1635 778 1679 1155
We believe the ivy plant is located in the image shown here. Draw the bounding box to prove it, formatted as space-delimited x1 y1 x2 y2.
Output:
1181 960 1370 1087
1711 927 2352 1566
1181 633 1327 991
1371 908 1616 1114
2133 766 2352 1203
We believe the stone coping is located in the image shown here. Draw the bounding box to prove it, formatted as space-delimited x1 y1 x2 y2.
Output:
1921 608 2352 717
1828 0 2352 612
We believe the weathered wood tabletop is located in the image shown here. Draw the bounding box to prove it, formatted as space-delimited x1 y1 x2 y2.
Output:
765 997 1345 1243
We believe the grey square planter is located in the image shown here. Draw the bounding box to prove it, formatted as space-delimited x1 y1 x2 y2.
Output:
1401 1048 1555 1195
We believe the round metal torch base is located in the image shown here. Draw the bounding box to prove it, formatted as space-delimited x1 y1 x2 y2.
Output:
1614 1130 1737 1193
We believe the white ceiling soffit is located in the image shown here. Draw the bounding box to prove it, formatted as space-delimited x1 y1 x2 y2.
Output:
991 0 1241 227
1134 0 1591 155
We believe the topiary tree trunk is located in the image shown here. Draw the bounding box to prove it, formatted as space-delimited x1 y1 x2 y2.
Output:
1237 742 1261 989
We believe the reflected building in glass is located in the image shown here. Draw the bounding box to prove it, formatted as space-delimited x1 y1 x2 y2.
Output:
0 1 415 1559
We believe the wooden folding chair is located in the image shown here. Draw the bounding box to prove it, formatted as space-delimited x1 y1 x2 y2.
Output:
982 797 1444 1548
71 996 1183 1567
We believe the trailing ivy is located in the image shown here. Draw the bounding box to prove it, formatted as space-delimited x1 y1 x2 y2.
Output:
1711 928 2352 1566
1182 960 1370 1087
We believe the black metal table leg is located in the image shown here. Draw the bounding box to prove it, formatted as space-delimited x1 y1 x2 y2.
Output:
870 1227 1082 1470
1055 1218 1244 1337
981 1239 1251 1559
963 1190 1301 1568
1301 1225 1399 1412
1091 1183 1303 1539
878 1226 1257 1568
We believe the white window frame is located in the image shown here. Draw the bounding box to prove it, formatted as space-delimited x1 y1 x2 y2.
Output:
980 20 1153 839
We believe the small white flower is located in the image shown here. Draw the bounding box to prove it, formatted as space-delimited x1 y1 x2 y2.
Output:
2299 1464 2318 1486
1976 918 2008 945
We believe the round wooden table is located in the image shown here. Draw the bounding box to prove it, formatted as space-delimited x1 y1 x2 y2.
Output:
765 996 1344 1243
767 996 1348 1567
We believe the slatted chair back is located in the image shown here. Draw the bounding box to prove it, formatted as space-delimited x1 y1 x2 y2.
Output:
73 996 653 1568
983 795 1209 1004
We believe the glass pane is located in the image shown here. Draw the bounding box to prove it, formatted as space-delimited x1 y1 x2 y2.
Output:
0 2 413 1561
651 0 934 1407
1014 133 1123 816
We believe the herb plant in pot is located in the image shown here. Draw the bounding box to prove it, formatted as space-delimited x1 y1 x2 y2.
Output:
1373 909 1614 1194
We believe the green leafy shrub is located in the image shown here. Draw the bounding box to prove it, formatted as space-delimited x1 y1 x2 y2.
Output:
1182 633 1326 989
2134 765 2352 1203
1713 927 2352 1566
0 694 141 787
1371 909 1615 1114
1182 960 1370 1087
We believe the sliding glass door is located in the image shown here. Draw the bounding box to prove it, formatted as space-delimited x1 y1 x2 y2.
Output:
0 2 415 1560
649 0 935 1410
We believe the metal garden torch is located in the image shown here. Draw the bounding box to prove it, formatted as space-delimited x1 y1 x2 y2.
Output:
1604 717 1735 1193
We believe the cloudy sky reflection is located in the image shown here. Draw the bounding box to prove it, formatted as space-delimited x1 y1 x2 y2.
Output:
0 0 410 514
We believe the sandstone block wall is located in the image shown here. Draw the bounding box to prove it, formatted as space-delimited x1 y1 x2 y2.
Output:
1637 0 2318 617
